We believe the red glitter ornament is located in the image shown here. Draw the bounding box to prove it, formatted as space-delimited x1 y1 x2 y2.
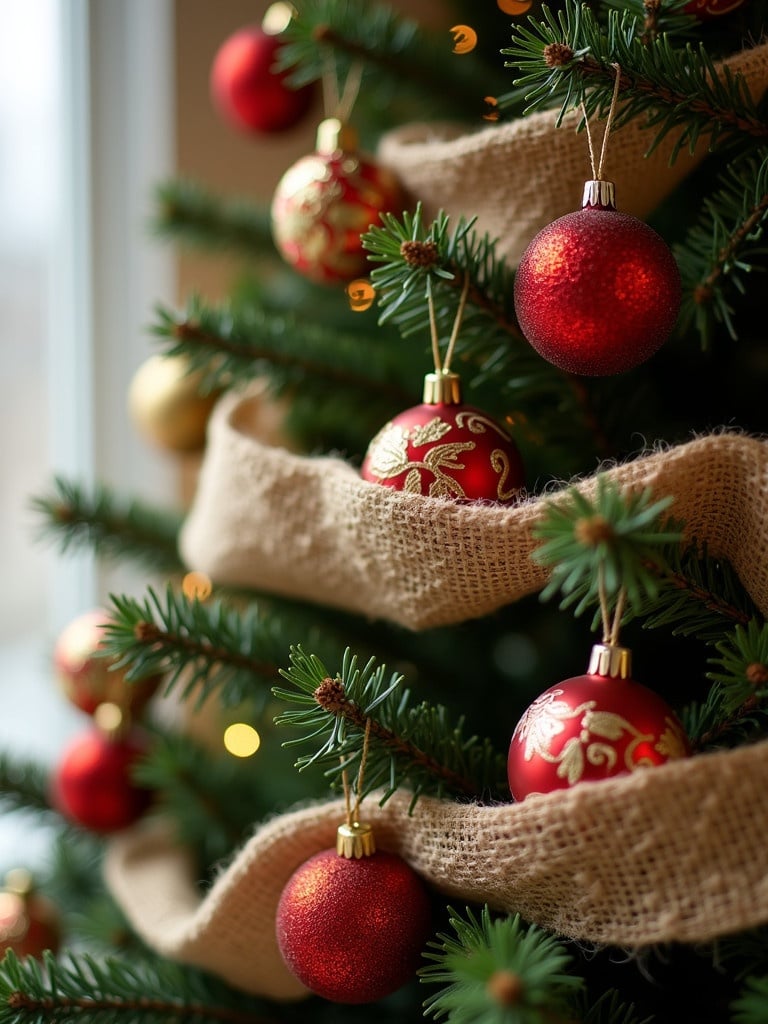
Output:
53 609 160 717
51 713 153 833
514 180 681 376
271 118 403 284
507 644 690 801
210 11 314 135
276 822 432 1003
0 870 60 960
361 370 525 502
683 0 745 18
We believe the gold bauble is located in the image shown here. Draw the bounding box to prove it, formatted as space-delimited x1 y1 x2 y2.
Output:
128 354 218 452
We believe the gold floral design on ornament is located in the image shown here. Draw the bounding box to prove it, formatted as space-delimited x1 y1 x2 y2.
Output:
454 411 513 440
367 418 477 499
514 689 669 787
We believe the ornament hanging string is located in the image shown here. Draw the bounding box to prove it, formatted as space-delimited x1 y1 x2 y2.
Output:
581 64 623 179
426 272 471 374
597 565 628 647
341 716 373 827
322 55 364 122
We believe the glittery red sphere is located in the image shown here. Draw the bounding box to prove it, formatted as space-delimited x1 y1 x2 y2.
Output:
361 402 525 502
51 728 153 833
53 609 160 717
276 848 432 1003
514 207 681 376
210 26 313 135
271 138 403 284
507 672 691 801
683 0 745 18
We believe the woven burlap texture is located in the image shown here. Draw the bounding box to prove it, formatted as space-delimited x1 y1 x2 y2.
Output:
105 737 768 1000
179 389 768 630
377 41 768 265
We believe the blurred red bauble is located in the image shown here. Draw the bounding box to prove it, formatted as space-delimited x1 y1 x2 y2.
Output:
271 118 403 284
683 0 745 18
54 609 160 717
361 370 524 502
507 644 691 801
0 870 60 960
210 21 313 135
51 717 153 833
514 180 681 376
276 824 432 1003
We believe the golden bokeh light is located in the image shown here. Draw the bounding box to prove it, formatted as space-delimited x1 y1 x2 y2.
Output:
182 571 213 601
497 0 533 14
483 96 500 122
450 25 478 54
223 723 262 758
346 279 376 312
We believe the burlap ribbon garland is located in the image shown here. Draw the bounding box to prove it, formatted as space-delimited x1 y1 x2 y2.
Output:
105 738 768 1000
377 42 768 266
179 389 768 629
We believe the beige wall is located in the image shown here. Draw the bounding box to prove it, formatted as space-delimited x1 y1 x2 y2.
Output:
174 0 445 298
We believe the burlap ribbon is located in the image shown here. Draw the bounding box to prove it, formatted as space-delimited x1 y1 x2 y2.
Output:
105 737 768 999
377 41 768 265
179 389 768 629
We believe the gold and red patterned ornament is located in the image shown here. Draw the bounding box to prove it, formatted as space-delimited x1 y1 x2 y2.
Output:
513 179 681 376
507 642 691 800
683 0 746 19
210 5 315 135
50 704 154 834
271 117 403 284
54 608 161 717
276 820 432 1003
361 369 525 501
0 869 60 960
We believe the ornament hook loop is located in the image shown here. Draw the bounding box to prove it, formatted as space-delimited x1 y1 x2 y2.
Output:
336 821 376 859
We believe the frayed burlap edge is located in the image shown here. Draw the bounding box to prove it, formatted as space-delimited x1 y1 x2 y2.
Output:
376 42 768 265
105 737 768 1000
179 389 768 630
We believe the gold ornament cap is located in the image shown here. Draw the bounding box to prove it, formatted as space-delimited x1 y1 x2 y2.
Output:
316 118 358 156
94 701 129 740
336 821 376 859
582 180 616 210
423 370 462 405
588 643 632 679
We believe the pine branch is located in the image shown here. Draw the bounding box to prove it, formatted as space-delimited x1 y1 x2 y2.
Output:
420 905 582 1024
732 976 768 1024
577 990 653 1024
532 476 681 614
31 478 183 575
278 0 509 124
273 647 508 807
0 752 57 818
0 951 273 1024
707 619 768 714
502 1 767 157
102 588 293 712
676 149 768 345
153 181 275 259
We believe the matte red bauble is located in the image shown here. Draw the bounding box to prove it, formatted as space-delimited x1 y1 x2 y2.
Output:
271 118 403 284
0 870 60 960
361 370 524 502
210 24 313 135
683 0 745 18
514 180 681 376
53 609 160 717
51 724 152 833
507 644 691 801
276 823 432 1003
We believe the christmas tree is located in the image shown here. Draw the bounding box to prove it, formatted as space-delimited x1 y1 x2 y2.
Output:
4 0 768 1021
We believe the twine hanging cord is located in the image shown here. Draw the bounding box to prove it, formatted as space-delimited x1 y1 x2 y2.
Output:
581 63 623 180
342 716 373 827
427 272 471 375
322 55 364 122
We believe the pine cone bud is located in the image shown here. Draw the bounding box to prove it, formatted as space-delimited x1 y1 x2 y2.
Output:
400 240 439 268
746 662 768 687
314 676 348 713
486 970 524 1006
543 42 574 67
574 514 615 547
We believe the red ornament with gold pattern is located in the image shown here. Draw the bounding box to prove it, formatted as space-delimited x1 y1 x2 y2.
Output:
514 179 681 376
271 118 403 284
507 643 691 801
276 820 432 1003
0 869 61 960
683 0 746 19
361 369 525 502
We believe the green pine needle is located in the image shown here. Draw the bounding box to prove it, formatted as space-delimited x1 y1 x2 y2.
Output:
420 905 582 1024
532 475 681 614
707 619 768 715
274 647 508 807
732 976 768 1024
